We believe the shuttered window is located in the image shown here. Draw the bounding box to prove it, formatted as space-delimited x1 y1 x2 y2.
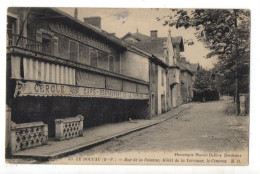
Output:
109 55 114 72
98 51 108 70
79 43 88 64
58 36 69 59
90 49 98 67
69 40 79 62
53 36 58 57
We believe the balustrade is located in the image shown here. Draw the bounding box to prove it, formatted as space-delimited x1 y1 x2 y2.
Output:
55 115 84 141
10 121 48 154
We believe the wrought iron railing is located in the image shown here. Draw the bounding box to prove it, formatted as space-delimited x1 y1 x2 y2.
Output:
7 32 42 52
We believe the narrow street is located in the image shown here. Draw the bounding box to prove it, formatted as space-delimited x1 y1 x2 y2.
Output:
48 99 249 164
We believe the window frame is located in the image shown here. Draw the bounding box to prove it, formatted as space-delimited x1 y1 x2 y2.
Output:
89 48 98 68
108 55 115 72
161 69 164 86
69 40 79 62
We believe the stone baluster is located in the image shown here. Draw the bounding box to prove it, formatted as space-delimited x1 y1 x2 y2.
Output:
10 121 17 155
77 114 84 136
55 119 64 141
42 124 48 144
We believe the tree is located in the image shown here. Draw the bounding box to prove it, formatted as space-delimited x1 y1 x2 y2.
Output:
193 69 219 102
158 9 250 115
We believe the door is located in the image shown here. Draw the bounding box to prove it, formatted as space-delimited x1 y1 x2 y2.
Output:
161 94 165 113
171 85 177 108
151 94 155 116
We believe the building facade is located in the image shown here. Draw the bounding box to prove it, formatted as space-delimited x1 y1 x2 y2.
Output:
6 7 151 142
122 30 186 114
180 57 194 103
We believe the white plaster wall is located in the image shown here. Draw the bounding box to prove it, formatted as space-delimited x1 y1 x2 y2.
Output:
120 51 149 82
166 36 175 67
157 66 167 115
168 44 175 66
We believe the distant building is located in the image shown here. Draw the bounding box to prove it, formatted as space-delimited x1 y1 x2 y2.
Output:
180 57 194 103
122 29 185 114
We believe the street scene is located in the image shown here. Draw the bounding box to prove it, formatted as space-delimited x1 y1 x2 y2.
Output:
5 8 250 165
49 99 248 162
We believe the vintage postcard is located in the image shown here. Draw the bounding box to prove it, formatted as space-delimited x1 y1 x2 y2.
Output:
5 7 250 166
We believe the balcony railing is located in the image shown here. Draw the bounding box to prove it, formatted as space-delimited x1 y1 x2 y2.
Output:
7 32 42 52
6 32 149 85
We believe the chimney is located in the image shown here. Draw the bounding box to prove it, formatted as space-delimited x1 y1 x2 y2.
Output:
150 30 158 40
181 57 186 63
186 62 190 69
84 17 102 29
74 8 78 19
110 33 116 36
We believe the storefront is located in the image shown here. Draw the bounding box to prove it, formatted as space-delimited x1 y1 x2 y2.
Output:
6 7 150 139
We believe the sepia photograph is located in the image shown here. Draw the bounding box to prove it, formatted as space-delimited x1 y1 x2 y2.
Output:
5 6 251 167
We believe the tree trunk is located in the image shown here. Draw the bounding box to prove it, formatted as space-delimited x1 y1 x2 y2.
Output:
235 69 240 115
234 10 240 116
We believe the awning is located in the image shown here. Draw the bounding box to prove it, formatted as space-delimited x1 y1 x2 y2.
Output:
14 80 149 100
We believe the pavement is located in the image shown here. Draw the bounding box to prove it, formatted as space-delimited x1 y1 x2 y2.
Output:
8 103 192 162
46 99 249 165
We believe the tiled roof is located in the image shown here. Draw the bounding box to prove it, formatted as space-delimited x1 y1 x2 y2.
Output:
180 62 194 75
129 37 167 57
122 31 184 56
122 32 151 41
129 36 184 57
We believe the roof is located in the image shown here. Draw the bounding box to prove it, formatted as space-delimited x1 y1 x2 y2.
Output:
32 8 128 49
129 36 184 58
122 31 184 57
30 8 170 68
129 37 167 58
121 32 150 41
180 63 193 75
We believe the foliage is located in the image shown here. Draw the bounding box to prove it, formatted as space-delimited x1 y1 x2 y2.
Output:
193 69 217 93
157 9 250 107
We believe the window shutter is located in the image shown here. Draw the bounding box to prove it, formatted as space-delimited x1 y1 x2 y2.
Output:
109 56 114 72
53 36 59 57
36 30 42 42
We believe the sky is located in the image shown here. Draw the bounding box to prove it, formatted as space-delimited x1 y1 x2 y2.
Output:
59 8 217 69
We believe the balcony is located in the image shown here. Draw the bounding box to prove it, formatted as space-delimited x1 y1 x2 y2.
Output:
7 32 149 86
7 32 43 53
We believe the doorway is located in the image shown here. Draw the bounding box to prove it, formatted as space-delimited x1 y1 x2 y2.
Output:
151 94 155 116
161 94 165 113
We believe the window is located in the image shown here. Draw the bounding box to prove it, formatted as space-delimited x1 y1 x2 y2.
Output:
7 15 17 46
161 69 164 86
69 40 79 62
90 49 98 67
152 65 156 84
98 51 109 70
59 36 69 59
166 51 169 64
109 55 114 72
42 33 52 54
79 43 89 65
